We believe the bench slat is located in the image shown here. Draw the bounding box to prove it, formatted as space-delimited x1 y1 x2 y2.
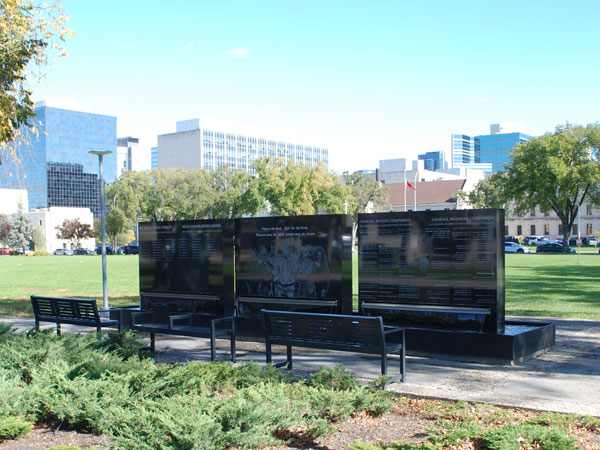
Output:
262 309 405 381
31 295 119 334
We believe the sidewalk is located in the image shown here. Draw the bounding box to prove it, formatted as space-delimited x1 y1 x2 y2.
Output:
2 315 599 417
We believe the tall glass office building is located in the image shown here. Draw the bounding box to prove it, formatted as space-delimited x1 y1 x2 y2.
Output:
451 130 531 172
158 119 328 173
0 102 117 216
417 151 446 171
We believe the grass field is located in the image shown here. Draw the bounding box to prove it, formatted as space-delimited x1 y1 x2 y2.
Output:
1 252 599 319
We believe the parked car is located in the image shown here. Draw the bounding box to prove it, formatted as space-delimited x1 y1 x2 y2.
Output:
533 237 557 246
504 242 530 254
53 248 73 255
536 243 576 253
123 244 139 255
568 237 590 246
504 236 520 244
74 247 95 255
523 236 543 245
95 245 113 255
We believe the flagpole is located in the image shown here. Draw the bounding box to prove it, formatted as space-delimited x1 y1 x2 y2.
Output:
413 170 419 211
403 169 407 212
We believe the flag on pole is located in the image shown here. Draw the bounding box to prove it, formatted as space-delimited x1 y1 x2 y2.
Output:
406 181 417 191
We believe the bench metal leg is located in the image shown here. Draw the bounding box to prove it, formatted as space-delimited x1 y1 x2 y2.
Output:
400 332 406 383
230 334 236 363
210 336 216 362
286 345 293 370
150 332 155 352
381 354 387 375
56 323 61 336
265 338 272 364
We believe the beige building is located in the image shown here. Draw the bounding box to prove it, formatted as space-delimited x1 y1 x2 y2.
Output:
27 207 95 252
505 204 600 239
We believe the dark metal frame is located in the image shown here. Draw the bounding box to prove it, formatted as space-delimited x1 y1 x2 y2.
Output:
30 295 119 335
261 309 405 381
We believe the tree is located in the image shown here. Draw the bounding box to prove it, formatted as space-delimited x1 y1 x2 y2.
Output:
0 214 11 245
345 172 390 247
7 201 31 250
467 173 509 209
0 0 72 156
55 218 93 249
495 123 600 250
105 208 126 249
247 158 350 216
31 227 45 251
209 165 253 219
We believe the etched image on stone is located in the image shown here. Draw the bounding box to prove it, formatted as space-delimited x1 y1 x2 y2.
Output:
242 238 330 299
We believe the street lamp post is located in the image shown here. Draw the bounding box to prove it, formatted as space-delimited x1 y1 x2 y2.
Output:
89 150 112 311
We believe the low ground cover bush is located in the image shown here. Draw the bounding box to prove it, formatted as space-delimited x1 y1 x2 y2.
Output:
0 324 395 449
350 397 600 450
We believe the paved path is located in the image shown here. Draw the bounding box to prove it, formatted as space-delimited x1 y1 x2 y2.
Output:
2 315 599 417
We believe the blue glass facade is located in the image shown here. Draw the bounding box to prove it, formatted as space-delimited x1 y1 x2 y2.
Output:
475 132 531 172
451 132 531 172
418 151 446 171
0 104 116 214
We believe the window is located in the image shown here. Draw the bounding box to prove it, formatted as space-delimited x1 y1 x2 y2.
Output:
573 224 578 235
530 209 536 217
558 224 563 235
517 225 522 235
544 224 550 235
587 224 593 235
504 226 508 235
587 204 593 215
530 225 536 235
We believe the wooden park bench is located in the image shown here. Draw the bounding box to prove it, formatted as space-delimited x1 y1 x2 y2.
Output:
131 311 236 362
30 295 120 335
261 309 406 382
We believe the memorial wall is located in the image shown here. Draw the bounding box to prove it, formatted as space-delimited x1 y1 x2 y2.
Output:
235 214 353 316
358 209 505 333
138 219 234 314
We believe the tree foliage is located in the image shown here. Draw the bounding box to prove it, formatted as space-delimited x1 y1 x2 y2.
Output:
0 214 11 245
106 160 354 225
7 201 31 249
246 158 350 216
55 218 93 248
344 172 390 245
31 226 45 251
0 0 72 156
105 208 126 248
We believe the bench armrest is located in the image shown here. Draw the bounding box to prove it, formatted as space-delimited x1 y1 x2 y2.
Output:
384 326 406 336
169 314 193 328
131 311 155 325
211 315 235 325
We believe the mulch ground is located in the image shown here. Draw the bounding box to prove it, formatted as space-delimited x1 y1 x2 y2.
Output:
1 398 599 450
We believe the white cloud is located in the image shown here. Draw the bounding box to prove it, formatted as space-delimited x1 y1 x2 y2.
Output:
184 42 197 50
226 47 249 58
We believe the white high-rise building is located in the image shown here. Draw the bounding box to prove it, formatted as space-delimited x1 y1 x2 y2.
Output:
157 119 329 173
117 137 151 176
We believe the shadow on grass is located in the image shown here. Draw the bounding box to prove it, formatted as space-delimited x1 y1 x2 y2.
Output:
0 295 141 317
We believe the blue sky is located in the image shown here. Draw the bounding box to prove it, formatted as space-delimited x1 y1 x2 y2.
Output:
33 0 600 173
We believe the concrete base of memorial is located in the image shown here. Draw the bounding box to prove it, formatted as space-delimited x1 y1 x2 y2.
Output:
400 320 556 364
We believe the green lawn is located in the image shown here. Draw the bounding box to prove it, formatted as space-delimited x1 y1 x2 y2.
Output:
0 255 140 316
1 252 599 319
